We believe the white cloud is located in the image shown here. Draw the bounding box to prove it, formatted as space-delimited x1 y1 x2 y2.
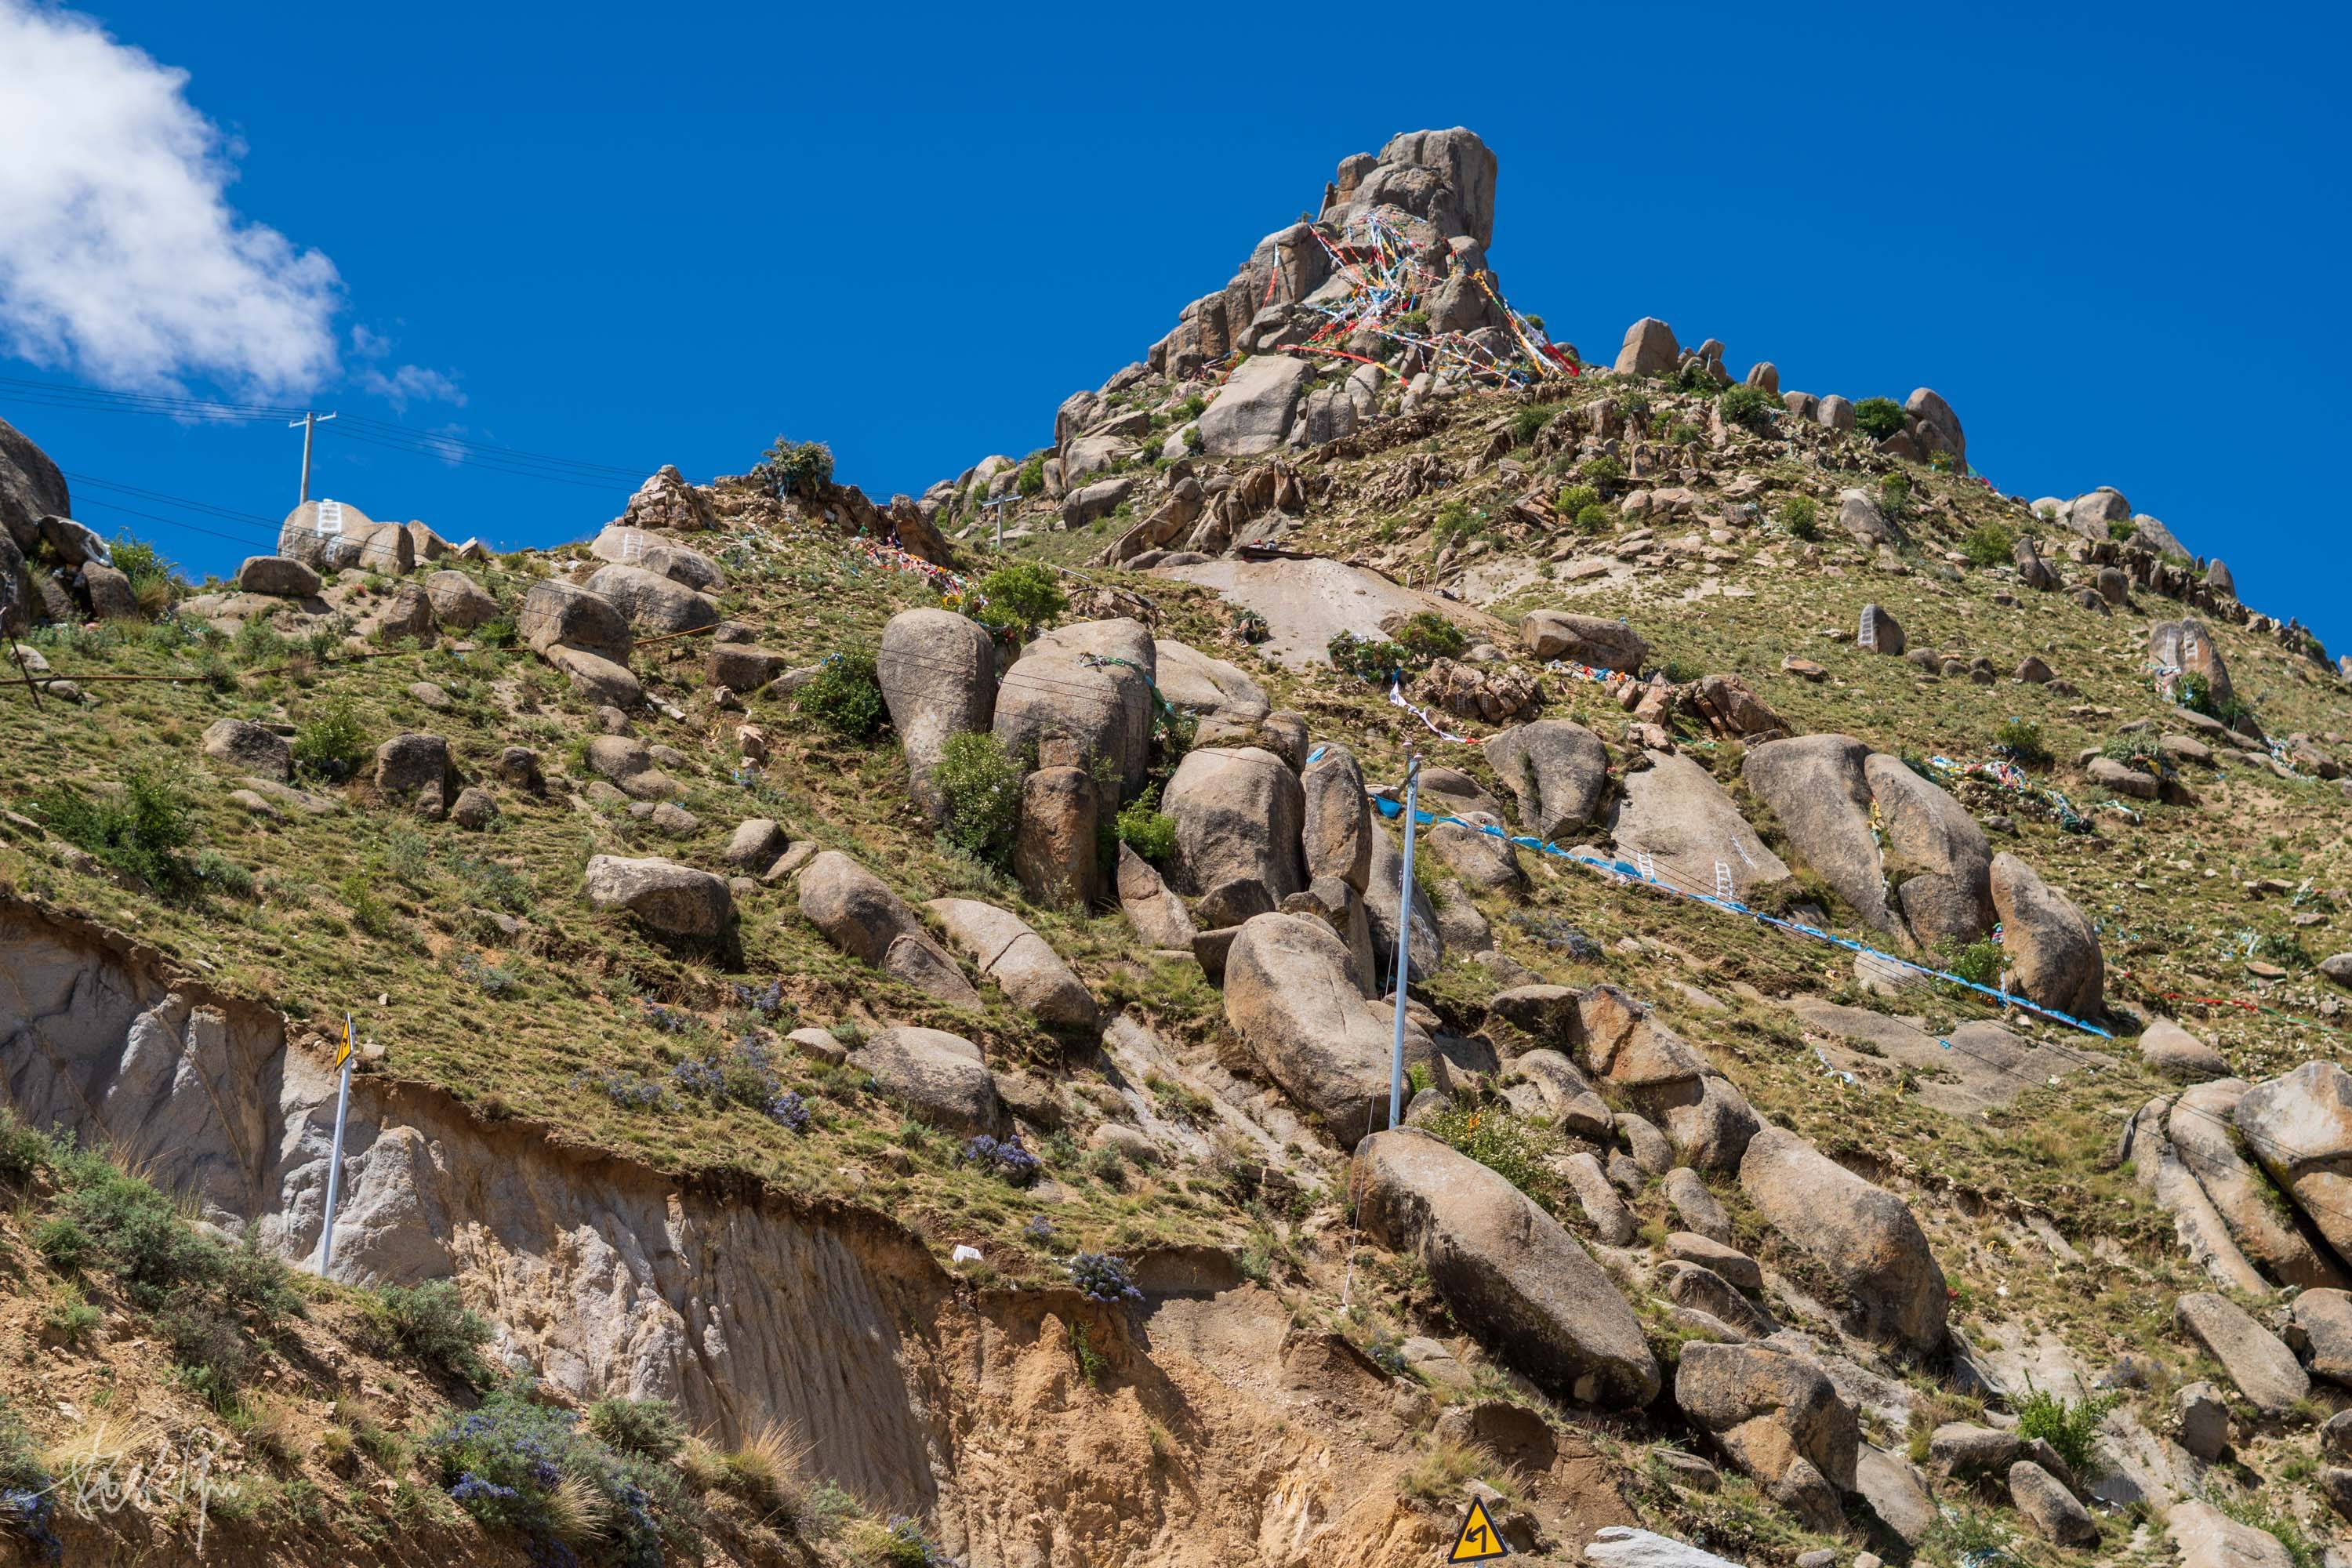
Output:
0 2 342 395
358 361 465 412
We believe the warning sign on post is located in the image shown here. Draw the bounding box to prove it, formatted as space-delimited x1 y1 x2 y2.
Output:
1447 1497 1508 1562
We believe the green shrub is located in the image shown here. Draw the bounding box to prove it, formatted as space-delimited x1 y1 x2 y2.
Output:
933 731 1022 865
1941 936 2003 988
59 1163 219 1305
1961 521 2016 567
292 696 369 782
0 1109 50 1187
1392 612 1466 664
1853 397 1907 441
1993 717 2052 769
2107 517 2137 543
1014 454 1047 498
110 535 181 615
1430 500 1482 547
363 1280 495 1385
1553 484 1599 519
233 614 289 667
753 437 834 498
1580 455 1625 486
586 1396 686 1461
1573 503 1612 534
31 1216 89 1271
798 649 889 741
1509 403 1558 445
2015 1385 2119 1476
1663 419 1704 447
1116 797 1178 863
33 766 194 891
1716 383 1778 432
1421 1103 1566 1207
972 562 1067 640
1878 470 1911 511
1327 631 1410 685
1780 495 1821 540
426 1380 694 1564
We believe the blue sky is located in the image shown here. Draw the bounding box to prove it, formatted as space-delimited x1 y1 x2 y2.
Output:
2 2 2346 650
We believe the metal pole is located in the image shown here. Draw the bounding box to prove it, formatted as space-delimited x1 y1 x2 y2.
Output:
314 1011 354 1276
289 412 336 507
1388 754 1421 1131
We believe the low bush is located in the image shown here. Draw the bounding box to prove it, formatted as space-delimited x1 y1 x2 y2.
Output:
363 1279 495 1385
971 562 1066 640
797 649 889 741
1327 631 1409 686
1961 520 2016 567
1066 1251 1142 1303
427 1380 697 1566
1580 455 1626 486
1853 397 1907 441
933 731 1022 865
1509 403 1558 445
1391 611 1466 664
1553 483 1599 519
586 1397 686 1462
33 767 194 891
1573 503 1613 533
1716 382 1778 432
292 695 370 782
1878 470 1911 512
1430 500 1483 547
1421 1102 1566 1207
754 437 834 498
1780 495 1821 540
1993 717 2052 769
1115 797 1178 863
1014 454 1046 498
2015 1385 2120 1476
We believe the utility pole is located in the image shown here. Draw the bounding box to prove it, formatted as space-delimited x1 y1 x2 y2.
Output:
314 1013 356 1276
289 411 337 506
1388 753 1422 1131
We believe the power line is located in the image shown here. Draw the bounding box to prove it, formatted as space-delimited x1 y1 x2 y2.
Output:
321 423 633 492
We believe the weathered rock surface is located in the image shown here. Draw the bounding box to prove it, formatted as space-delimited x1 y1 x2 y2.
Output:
1864 753 1994 946
1486 720 1610 842
2009 1459 2096 1544
877 608 996 823
202 719 292 782
2174 1291 2308 1414
583 855 731 937
796 851 980 1007
1301 744 1373 890
586 563 720 637
520 578 632 664
1355 1128 1660 1406
1197 354 1314 456
849 1028 1004 1136
1225 913 1428 1135
1115 844 1196 949
1610 750 1791 901
1520 610 1647 672
993 619 1156 799
1163 746 1305 906
924 898 1098 1029
1990 852 2104 1018
2234 1062 2352 1265
1744 735 1889 931
1675 1342 1856 1531
1739 1125 1948 1353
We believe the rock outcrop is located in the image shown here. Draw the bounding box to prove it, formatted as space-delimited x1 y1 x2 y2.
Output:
1354 1128 1660 1406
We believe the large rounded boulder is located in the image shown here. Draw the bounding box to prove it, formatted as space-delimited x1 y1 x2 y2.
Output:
1989 853 2104 1018
1738 1125 1948 1355
1163 746 1305 907
2234 1062 2352 1266
848 1028 1004 1136
1865 753 1994 947
1485 720 1610 843
584 855 732 937
797 851 980 1007
1744 735 1889 931
993 618 1157 799
878 608 997 824
1225 912 1428 1135
1355 1128 1661 1407
586 563 720 636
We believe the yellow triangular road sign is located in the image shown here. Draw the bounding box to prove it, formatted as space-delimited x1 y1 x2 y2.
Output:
334 1017 354 1071
1448 1497 1509 1562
